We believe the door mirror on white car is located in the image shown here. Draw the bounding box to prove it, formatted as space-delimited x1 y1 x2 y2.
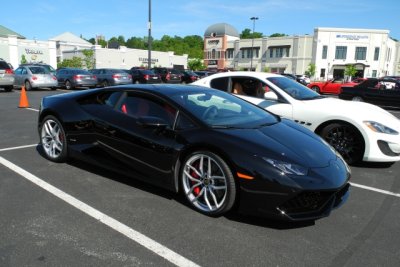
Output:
264 91 278 100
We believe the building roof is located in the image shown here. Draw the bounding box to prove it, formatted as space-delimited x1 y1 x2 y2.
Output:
0 25 25 39
50 32 92 45
204 23 239 38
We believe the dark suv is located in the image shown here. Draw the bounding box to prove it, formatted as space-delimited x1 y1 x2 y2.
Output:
0 58 15 92
56 68 97 89
151 67 182 83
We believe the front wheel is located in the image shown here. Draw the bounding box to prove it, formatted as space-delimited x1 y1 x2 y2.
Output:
39 115 68 162
320 122 364 165
181 151 236 216
352 96 363 102
311 86 320 94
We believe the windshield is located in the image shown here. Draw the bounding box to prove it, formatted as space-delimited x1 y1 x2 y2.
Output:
170 89 279 128
267 77 321 100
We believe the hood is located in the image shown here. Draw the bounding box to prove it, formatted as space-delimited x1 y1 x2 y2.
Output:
302 97 400 125
223 120 337 168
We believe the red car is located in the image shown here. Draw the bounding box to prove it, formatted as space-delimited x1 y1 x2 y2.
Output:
307 78 365 94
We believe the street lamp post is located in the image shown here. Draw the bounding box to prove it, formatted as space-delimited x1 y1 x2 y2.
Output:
147 0 152 69
250 16 258 71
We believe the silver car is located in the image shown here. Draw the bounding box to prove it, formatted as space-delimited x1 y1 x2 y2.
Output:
14 65 58 90
89 68 132 87
0 59 15 92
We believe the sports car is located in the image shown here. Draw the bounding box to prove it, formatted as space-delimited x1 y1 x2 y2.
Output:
307 77 364 94
38 84 350 221
193 72 400 164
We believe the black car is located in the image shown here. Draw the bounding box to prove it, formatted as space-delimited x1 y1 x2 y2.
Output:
180 70 200 84
38 84 350 221
130 68 162 84
56 68 97 89
339 78 400 109
151 67 182 83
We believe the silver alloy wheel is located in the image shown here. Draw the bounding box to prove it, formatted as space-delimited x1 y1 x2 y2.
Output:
182 153 228 213
41 119 64 159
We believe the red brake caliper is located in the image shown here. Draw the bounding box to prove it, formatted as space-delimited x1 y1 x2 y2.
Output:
190 161 200 196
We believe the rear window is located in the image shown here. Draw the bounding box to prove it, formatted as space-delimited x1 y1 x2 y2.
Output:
0 61 10 69
29 66 48 74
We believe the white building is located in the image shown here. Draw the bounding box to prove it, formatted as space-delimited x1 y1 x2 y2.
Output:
203 24 400 79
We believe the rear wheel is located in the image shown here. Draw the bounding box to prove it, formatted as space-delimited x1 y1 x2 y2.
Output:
311 86 320 94
25 80 32 91
65 80 73 90
320 122 364 165
4 85 13 92
181 151 236 216
102 80 109 87
39 115 68 162
134 80 140 84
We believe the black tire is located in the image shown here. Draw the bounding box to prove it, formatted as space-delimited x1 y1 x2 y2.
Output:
39 115 68 163
320 122 365 165
25 80 32 91
181 151 236 216
102 80 109 87
50 87 57 91
65 80 73 90
352 96 363 102
4 85 13 92
134 80 140 84
311 86 320 94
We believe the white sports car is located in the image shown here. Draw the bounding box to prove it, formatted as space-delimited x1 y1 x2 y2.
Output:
193 71 400 164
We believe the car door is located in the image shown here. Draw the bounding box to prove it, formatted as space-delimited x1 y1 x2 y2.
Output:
83 90 180 187
324 78 343 94
14 67 24 87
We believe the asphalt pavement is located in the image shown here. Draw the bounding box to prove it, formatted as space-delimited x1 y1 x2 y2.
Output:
0 88 399 266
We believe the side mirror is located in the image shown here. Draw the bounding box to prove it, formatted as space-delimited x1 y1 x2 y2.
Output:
264 91 278 100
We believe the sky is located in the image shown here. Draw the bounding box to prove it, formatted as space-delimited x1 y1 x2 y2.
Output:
2 0 400 41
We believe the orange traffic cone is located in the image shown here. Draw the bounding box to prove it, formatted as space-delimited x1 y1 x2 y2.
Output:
18 86 30 108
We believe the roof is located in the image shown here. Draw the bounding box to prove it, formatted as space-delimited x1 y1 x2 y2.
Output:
0 25 25 39
50 32 92 45
204 23 239 38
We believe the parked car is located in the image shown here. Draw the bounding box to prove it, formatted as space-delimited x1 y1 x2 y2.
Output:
151 67 182 83
0 58 15 92
307 78 360 94
56 68 97 89
180 70 200 84
280 73 308 86
295 74 311 85
193 71 400 164
14 65 58 90
339 78 400 108
130 68 162 84
20 63 56 75
89 68 132 87
38 84 350 220
194 70 216 79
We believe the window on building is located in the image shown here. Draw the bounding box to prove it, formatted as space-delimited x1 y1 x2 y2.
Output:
374 47 379 61
320 68 326 78
322 45 328 59
269 49 273 58
335 46 347 59
212 49 216 59
247 49 251 58
355 47 367 60
226 49 234 59
275 48 284 58
372 70 377 78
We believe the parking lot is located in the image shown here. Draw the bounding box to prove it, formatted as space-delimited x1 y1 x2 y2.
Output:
1 88 400 266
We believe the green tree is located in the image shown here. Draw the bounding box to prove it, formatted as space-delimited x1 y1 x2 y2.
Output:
269 33 288 37
57 57 83 69
305 63 316 79
344 64 357 81
188 58 205 70
240 28 263 39
21 54 27 64
263 66 270 72
82 49 95 70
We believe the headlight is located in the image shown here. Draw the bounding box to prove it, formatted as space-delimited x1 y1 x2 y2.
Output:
364 121 398 135
262 158 308 176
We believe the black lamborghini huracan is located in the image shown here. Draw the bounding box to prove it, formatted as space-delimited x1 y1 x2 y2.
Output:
38 84 350 221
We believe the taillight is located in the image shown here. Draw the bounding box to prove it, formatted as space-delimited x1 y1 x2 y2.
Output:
166 73 170 80
5 69 14 74
92 75 97 79
52 76 57 80
31 76 38 80
190 76 196 81
73 75 81 80
128 74 132 79
112 74 121 79
144 74 150 80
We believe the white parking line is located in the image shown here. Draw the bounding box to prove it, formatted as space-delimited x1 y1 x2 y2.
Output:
0 156 200 267
0 144 38 152
351 182 400 198
26 107 39 112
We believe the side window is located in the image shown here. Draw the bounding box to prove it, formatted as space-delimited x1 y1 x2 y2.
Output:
175 113 196 130
78 91 123 106
119 94 177 127
210 77 230 92
15 68 23 74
